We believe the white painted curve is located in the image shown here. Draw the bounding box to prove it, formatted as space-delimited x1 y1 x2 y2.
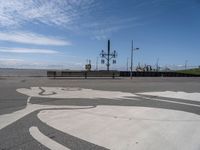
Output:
29 126 70 150
37 106 200 150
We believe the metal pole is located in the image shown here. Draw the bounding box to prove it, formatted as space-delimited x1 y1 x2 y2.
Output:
96 57 98 71
107 40 110 71
127 57 129 71
156 58 159 72
130 40 133 79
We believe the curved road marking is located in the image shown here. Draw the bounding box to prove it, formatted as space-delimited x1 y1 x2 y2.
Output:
0 94 94 130
29 126 70 150
37 106 200 150
17 87 138 99
39 87 57 96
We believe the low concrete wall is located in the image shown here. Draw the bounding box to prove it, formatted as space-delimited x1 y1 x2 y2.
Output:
47 71 84 77
47 70 120 78
62 71 85 77
86 71 119 77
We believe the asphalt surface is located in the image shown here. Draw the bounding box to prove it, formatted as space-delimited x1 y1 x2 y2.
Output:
0 77 200 150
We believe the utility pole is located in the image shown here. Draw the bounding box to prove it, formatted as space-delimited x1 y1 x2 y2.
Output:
100 40 117 71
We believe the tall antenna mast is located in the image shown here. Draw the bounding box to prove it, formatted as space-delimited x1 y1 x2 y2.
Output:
100 40 117 71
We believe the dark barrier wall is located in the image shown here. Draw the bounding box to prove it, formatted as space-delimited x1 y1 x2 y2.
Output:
120 71 200 77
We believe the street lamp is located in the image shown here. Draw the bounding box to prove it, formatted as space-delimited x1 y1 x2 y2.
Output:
130 40 139 79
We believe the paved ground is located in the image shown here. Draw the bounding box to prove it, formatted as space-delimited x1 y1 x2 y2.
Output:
0 77 200 150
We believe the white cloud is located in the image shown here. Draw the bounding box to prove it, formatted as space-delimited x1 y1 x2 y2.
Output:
0 32 70 46
0 47 58 54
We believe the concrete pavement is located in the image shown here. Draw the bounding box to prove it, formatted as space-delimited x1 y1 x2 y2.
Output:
0 77 200 150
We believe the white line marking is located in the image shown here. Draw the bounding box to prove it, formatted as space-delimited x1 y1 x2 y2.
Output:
29 126 70 150
138 91 200 102
138 95 200 108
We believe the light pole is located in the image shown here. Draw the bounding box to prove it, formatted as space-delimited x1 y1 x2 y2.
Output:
130 40 139 79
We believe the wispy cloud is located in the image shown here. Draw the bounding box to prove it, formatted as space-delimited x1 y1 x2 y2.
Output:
86 17 141 40
0 58 85 69
0 58 44 69
0 47 58 54
0 58 24 62
0 32 70 46
0 0 95 28
0 58 24 67
0 0 142 39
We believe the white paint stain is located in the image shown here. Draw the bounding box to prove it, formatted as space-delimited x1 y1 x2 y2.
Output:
29 126 70 150
139 91 200 102
38 106 200 150
17 87 137 99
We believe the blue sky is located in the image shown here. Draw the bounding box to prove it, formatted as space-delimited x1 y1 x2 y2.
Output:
0 0 199 70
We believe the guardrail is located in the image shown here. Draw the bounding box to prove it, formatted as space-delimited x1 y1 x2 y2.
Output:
47 70 120 79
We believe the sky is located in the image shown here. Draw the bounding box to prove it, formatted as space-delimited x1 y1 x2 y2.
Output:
0 0 199 70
